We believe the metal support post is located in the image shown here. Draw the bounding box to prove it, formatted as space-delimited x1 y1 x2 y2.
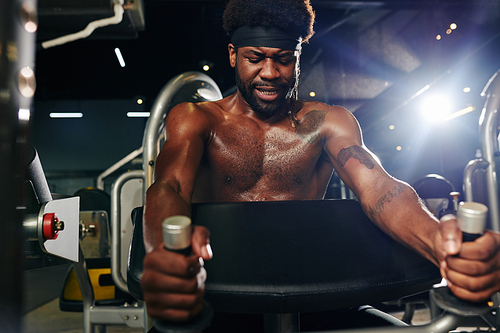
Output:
263 313 299 333
0 0 37 331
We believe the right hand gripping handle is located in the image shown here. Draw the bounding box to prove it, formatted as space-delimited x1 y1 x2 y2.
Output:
153 216 213 333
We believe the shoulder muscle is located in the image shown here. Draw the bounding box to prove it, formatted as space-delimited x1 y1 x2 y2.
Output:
299 102 362 145
165 102 213 141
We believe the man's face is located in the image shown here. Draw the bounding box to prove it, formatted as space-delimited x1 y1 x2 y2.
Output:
229 45 298 118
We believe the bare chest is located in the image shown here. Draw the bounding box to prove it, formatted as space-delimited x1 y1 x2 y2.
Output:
198 111 330 199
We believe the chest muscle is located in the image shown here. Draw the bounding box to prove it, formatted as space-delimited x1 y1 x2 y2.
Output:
205 120 324 195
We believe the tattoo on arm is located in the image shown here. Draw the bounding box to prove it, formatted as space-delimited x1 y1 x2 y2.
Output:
367 183 405 221
338 146 375 169
296 110 327 144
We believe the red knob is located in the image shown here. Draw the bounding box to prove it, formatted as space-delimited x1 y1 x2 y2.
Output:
42 213 60 240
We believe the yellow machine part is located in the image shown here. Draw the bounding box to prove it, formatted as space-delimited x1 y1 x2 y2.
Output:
63 267 115 301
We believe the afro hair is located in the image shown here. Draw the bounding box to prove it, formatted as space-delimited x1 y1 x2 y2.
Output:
223 0 315 43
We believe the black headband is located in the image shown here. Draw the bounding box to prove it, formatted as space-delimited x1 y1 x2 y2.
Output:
231 26 302 51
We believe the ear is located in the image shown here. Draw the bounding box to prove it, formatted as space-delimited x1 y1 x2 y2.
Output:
228 43 236 68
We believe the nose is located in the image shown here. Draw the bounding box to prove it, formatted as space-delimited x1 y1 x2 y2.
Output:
259 58 280 81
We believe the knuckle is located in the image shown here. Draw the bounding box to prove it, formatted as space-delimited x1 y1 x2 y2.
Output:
476 247 491 260
182 293 201 308
466 279 484 292
468 262 484 276
174 259 190 273
185 278 200 293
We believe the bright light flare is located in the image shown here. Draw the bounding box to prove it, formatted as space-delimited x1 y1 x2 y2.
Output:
444 106 476 121
18 67 36 98
18 108 30 121
20 3 38 33
420 94 452 124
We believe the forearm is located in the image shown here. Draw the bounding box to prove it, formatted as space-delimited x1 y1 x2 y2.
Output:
144 181 192 253
359 179 441 266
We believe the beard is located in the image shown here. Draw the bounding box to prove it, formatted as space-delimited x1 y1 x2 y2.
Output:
235 66 295 118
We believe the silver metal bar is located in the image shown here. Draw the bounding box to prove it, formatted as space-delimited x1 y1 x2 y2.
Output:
479 69 500 232
263 313 299 333
26 145 53 204
23 213 39 241
463 158 489 202
142 72 222 199
340 180 347 199
73 246 96 333
307 312 466 333
97 146 143 190
89 303 146 327
111 170 145 293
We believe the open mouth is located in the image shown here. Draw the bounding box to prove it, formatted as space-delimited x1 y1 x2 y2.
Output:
254 86 280 102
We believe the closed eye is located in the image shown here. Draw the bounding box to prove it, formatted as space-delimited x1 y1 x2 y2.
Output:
247 56 264 64
276 53 295 65
278 57 293 65
243 50 295 65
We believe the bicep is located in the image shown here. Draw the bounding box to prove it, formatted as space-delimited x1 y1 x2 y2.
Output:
323 110 393 200
153 104 208 202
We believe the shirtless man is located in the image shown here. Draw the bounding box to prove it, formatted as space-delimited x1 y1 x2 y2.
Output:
141 0 500 329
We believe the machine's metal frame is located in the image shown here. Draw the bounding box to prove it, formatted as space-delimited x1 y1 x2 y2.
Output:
142 71 222 198
464 69 500 233
111 169 144 293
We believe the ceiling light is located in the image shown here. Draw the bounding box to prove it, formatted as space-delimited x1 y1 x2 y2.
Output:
450 23 457 30
127 112 150 118
199 60 214 72
49 112 83 118
436 35 442 40
309 91 316 97
115 48 125 67
463 87 471 93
